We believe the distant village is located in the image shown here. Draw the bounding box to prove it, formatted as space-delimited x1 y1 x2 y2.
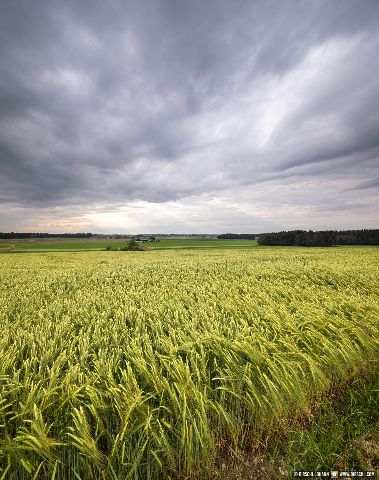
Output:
131 236 159 243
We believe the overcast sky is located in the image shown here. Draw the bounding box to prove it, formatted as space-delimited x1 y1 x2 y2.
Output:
0 0 378 233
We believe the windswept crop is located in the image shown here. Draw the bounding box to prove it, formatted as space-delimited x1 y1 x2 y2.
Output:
0 247 378 479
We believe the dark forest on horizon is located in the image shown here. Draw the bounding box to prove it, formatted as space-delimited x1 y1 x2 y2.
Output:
256 229 379 246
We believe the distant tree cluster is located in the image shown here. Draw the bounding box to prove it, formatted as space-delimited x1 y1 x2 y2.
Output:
0 232 93 239
257 229 379 247
335 229 379 245
217 233 256 240
105 239 147 251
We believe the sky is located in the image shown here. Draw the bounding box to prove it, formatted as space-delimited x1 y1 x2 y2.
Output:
0 0 378 234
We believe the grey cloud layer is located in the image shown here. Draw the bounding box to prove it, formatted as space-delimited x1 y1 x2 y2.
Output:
0 0 378 226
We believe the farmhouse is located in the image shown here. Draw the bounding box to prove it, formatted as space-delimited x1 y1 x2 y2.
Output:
134 236 158 243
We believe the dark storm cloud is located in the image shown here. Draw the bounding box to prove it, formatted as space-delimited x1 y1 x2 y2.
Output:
0 0 378 228
351 176 379 190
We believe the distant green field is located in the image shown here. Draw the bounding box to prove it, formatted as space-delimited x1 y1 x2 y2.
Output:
152 238 258 249
0 237 258 252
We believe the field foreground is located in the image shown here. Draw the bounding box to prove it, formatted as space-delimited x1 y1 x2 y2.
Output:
0 248 378 479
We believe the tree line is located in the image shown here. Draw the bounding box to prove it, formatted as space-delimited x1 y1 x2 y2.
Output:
0 232 93 239
257 229 379 246
217 233 256 240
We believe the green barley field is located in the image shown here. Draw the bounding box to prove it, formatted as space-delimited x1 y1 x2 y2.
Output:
0 247 378 479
